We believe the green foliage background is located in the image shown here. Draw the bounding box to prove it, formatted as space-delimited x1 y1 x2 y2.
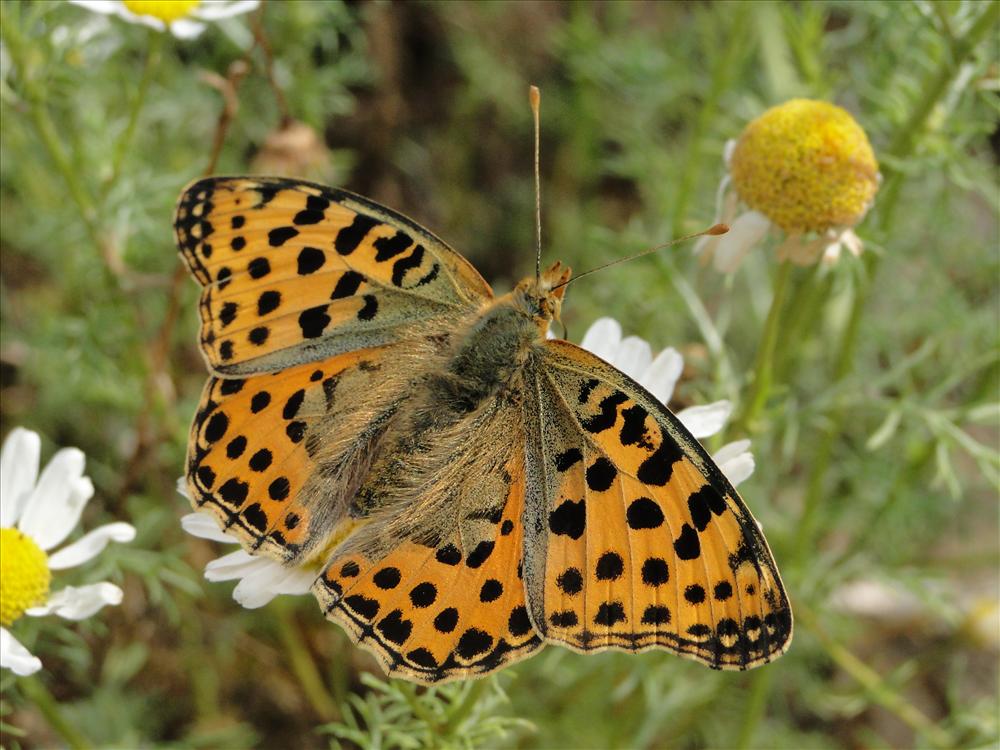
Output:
1 1 997 748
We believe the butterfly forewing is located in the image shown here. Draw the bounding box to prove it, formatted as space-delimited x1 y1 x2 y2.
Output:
522 339 792 669
175 177 493 375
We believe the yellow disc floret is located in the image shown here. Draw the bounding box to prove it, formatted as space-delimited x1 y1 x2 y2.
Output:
123 0 200 23
0 528 51 627
729 99 879 234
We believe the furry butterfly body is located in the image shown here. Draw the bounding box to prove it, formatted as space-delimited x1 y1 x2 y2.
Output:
176 176 792 683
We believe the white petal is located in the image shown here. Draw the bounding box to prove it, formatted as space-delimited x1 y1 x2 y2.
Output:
232 561 309 609
841 229 863 257
638 347 683 405
713 439 750 464
723 139 737 166
18 449 93 550
168 18 206 38
66 0 122 14
580 318 622 362
0 627 41 676
275 568 315 596
180 512 236 544
712 210 771 273
821 240 844 265
194 0 260 19
69 0 167 29
176 476 192 500
47 522 136 570
676 401 733 439
205 550 268 581
27 583 123 621
612 336 652 381
0 428 41 527
714 440 755 487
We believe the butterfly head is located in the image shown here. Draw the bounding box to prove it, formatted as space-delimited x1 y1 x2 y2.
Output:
511 261 572 332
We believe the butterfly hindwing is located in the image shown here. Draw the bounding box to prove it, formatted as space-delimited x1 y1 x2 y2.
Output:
522 339 792 669
314 446 542 683
187 343 417 564
175 177 493 376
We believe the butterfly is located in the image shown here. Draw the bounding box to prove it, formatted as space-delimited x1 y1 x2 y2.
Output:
174 176 792 683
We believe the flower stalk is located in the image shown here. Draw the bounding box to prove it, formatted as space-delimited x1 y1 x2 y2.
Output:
106 29 163 193
20 675 91 750
733 261 794 434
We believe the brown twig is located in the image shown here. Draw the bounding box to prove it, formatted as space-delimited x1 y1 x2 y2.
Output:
200 60 250 175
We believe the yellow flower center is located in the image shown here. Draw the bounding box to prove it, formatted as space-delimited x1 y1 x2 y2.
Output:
729 99 879 234
122 0 200 23
0 528 51 627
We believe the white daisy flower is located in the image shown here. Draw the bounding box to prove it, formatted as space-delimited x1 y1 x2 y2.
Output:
694 99 880 273
579 317 755 486
0 428 136 676
179 482 313 609
68 0 260 39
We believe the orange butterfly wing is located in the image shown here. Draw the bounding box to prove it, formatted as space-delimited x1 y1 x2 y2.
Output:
314 439 542 683
522 339 792 669
186 344 409 563
175 176 492 376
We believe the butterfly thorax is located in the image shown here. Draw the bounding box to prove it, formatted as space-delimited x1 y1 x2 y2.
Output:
417 261 572 416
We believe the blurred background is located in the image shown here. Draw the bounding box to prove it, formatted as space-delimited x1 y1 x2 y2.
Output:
1 1 997 748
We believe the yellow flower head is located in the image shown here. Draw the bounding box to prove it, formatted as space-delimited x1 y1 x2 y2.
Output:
729 99 879 234
122 1 200 23
0 528 51 627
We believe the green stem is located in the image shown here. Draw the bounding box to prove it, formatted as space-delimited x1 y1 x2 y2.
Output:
19 675 91 750
797 604 955 749
735 667 774 750
442 678 490 736
794 0 997 561
733 261 794 434
274 603 339 721
773 263 827 384
398 682 440 732
105 30 162 194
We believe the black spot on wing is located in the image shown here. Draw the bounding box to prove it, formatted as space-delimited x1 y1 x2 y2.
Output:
330 271 364 300
585 457 617 491
335 214 378 255
674 523 701 560
297 246 325 274
581 391 628 433
626 497 664 530
554 448 583 472
268 226 299 247
391 244 425 286
636 440 684 486
373 231 412 261
619 404 651 447
548 499 585 539
299 306 331 338
357 295 378 321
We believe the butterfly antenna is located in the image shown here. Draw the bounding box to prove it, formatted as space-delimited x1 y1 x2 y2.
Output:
551 223 730 291
530 85 542 282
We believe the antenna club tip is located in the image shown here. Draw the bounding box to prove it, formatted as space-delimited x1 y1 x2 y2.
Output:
529 85 540 108
707 223 729 236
